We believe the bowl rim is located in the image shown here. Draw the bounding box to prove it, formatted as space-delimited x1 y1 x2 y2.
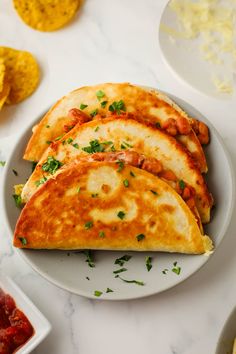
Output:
1 88 235 300
215 306 236 354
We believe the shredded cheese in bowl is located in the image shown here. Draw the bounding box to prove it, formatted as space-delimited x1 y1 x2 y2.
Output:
212 76 234 93
161 0 236 94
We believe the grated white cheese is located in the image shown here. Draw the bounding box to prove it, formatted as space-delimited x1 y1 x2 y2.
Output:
161 0 236 93
212 76 234 93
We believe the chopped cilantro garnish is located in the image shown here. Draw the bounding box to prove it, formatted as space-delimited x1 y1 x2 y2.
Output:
116 160 124 172
155 122 161 128
136 234 145 242
84 221 93 229
0 161 6 167
162 269 168 275
19 237 27 246
106 288 113 293
179 180 185 190
172 262 181 275
90 108 99 117
94 290 103 297
42 156 62 175
46 124 50 128
83 140 113 153
120 144 126 150
99 231 105 238
13 194 22 208
150 190 158 195
145 256 152 272
100 100 108 108
12 169 18 176
35 176 47 187
82 250 95 268
46 140 52 145
32 161 37 172
96 90 105 101
110 145 116 152
172 267 181 275
82 140 105 154
72 143 79 149
116 275 144 286
55 134 64 141
94 126 99 132
109 100 126 114
80 103 88 110
77 186 81 193
122 141 133 148
67 137 73 144
117 211 125 220
123 179 129 187
114 255 132 266
113 268 127 274
91 193 98 198
130 171 135 177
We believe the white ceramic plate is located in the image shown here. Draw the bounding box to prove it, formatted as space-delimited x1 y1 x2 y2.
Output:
215 307 236 354
1 92 235 300
159 2 235 99
0 274 51 353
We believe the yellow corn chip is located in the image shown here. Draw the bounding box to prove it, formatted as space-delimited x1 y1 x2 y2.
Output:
0 59 6 93
0 47 40 104
13 0 81 32
0 77 10 110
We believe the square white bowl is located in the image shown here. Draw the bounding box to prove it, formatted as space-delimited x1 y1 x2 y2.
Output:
0 273 51 354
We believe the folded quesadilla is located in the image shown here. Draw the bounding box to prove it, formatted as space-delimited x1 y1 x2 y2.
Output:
21 117 212 223
14 161 212 254
23 83 208 172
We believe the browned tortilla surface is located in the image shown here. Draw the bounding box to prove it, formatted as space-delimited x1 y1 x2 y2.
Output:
14 162 212 253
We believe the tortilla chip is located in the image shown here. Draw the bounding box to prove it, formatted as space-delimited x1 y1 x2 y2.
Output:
0 77 10 110
0 47 40 104
0 59 6 93
13 0 81 32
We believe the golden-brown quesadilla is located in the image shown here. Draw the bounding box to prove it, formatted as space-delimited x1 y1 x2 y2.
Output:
21 117 212 223
23 83 208 172
14 161 212 254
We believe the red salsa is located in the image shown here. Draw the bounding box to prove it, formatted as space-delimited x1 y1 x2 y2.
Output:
0 288 34 354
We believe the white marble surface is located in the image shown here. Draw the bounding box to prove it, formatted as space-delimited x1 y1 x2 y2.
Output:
0 0 236 353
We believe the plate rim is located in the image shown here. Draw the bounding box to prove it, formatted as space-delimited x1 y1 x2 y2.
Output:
1 88 235 300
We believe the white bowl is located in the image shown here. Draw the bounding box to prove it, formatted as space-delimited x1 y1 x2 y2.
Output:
215 307 236 354
1 91 235 300
158 2 236 99
0 274 51 353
